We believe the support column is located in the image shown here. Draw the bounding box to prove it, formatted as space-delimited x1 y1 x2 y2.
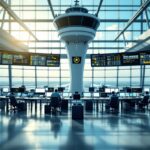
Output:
66 42 88 95
8 65 12 89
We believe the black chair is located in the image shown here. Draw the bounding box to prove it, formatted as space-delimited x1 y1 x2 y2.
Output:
109 96 119 111
105 96 119 113
123 99 136 112
50 97 61 112
138 96 149 110
9 96 18 111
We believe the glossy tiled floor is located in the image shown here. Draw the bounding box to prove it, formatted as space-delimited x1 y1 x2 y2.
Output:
0 107 150 150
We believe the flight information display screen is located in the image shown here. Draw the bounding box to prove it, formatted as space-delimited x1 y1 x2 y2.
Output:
122 53 140 66
140 52 150 65
46 54 60 67
0 50 60 67
2 53 13 65
91 53 142 67
91 54 106 67
13 54 29 65
106 54 121 66
30 55 46 66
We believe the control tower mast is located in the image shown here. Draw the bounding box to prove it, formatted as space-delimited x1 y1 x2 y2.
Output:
54 0 100 94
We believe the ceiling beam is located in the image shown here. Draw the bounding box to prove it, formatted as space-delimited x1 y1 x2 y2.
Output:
0 19 148 23
0 28 28 52
95 0 104 16
0 0 38 41
115 0 150 40
47 0 55 19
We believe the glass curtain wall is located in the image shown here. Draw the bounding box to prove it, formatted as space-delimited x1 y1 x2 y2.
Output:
0 0 149 91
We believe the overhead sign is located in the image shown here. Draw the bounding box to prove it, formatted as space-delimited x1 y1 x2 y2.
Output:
90 52 150 67
140 52 150 65
0 50 60 67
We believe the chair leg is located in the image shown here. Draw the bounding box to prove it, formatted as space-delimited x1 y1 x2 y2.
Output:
9 106 17 112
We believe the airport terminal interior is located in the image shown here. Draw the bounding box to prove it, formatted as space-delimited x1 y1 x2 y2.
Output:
0 0 150 149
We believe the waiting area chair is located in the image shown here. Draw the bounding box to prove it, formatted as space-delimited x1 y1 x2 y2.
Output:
0 100 5 110
110 100 119 110
50 97 61 113
109 98 119 113
9 95 18 111
138 96 149 110
105 96 119 113
123 100 136 112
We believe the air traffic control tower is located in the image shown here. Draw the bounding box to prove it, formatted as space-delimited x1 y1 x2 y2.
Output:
54 0 100 94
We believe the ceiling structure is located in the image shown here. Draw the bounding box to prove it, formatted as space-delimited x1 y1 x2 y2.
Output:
0 0 149 55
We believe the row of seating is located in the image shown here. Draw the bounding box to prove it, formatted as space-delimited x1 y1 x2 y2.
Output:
1 93 149 114
105 93 149 112
8 94 61 113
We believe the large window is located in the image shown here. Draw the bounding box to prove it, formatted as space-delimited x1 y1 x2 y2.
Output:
0 66 9 88
0 0 149 91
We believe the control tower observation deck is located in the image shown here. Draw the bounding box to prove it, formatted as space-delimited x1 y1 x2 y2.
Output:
54 0 100 94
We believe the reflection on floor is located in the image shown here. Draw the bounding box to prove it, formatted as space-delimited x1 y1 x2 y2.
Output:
0 109 150 150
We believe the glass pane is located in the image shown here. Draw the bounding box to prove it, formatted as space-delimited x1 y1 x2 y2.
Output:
83 78 92 92
0 77 9 87
24 78 35 89
37 78 48 88
12 69 23 77
0 69 8 76
12 78 23 87
118 78 130 87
